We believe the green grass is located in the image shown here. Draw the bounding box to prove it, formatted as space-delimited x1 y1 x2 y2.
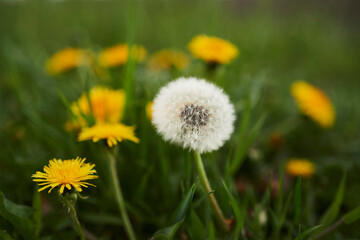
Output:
0 0 360 239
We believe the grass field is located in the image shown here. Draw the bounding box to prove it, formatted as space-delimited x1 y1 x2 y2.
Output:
0 0 360 239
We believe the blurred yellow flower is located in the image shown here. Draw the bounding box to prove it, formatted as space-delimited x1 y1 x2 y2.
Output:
46 48 92 75
188 35 238 64
291 81 335 128
78 123 140 147
146 102 153 120
147 49 189 71
70 86 125 129
32 157 98 194
286 159 315 178
98 44 147 67
64 121 75 132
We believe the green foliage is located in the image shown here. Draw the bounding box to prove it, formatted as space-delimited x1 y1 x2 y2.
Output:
0 0 359 239
294 176 302 223
0 191 39 240
32 190 42 236
320 173 347 226
221 180 245 240
343 205 360 224
186 210 206 240
0 230 14 240
152 181 198 239
152 219 184 240
294 225 323 240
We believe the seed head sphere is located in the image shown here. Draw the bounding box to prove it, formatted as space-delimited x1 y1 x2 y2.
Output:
152 77 236 153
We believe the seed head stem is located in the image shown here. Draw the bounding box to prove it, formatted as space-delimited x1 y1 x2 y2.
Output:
193 151 229 232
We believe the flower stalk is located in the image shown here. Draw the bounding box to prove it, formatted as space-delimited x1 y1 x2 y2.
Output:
193 151 229 232
58 193 86 240
106 150 137 240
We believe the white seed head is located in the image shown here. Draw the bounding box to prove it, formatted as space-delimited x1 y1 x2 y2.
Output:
152 77 236 153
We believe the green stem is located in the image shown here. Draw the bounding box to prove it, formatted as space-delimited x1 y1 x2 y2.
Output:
59 194 86 240
193 151 229 232
107 151 137 240
314 218 344 239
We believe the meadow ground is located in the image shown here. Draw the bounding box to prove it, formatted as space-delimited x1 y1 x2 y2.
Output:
0 0 359 239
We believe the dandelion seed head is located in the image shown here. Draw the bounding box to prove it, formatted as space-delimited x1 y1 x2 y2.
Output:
180 104 210 127
152 77 235 153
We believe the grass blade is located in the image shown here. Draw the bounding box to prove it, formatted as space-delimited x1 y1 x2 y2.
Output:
294 225 323 240
0 231 14 240
152 181 198 239
221 180 244 239
343 205 360 224
229 112 267 176
294 176 302 223
320 173 346 226
186 209 206 240
208 221 216 240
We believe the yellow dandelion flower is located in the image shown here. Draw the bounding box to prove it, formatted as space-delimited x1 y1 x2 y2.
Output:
70 86 125 128
146 102 153 121
291 81 335 128
78 123 140 147
188 35 238 64
46 48 92 75
147 49 189 71
64 121 76 132
286 159 315 178
98 44 147 67
32 157 98 194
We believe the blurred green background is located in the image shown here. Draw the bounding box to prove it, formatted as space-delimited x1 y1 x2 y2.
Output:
0 0 359 239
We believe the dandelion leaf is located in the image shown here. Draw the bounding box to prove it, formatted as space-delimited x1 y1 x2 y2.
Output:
0 191 38 240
